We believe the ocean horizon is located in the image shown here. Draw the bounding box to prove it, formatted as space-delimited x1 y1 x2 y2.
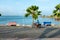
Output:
0 16 60 25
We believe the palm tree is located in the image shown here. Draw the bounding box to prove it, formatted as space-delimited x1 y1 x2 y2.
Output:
55 4 60 12
53 4 60 17
53 4 60 20
25 5 41 26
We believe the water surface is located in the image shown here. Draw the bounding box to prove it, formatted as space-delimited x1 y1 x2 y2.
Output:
0 16 60 25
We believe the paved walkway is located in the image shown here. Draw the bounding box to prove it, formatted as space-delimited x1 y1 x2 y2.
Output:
0 27 60 38
0 38 60 40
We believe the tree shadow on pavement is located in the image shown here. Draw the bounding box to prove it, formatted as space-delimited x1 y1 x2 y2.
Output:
38 28 59 38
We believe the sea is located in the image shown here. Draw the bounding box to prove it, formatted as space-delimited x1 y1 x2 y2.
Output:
0 16 60 25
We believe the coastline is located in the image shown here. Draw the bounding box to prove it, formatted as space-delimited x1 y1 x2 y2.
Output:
0 24 60 28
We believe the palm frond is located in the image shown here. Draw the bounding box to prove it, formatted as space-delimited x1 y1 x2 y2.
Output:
54 13 57 16
26 8 31 13
55 4 60 10
30 5 39 11
53 10 58 13
25 13 30 17
25 5 41 20
37 11 41 15
57 13 60 17
32 13 38 20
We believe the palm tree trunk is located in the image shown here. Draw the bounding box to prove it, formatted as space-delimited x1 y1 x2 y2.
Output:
32 19 34 28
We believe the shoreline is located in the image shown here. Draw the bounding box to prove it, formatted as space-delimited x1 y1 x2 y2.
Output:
0 24 60 28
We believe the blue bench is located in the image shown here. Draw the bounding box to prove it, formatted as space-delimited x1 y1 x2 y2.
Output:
43 22 51 26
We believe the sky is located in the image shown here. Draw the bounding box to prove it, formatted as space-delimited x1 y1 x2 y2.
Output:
0 0 60 16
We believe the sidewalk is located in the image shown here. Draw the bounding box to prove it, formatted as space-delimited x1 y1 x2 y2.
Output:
0 38 60 40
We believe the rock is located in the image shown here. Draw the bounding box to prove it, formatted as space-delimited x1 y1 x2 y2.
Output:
0 14 1 16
